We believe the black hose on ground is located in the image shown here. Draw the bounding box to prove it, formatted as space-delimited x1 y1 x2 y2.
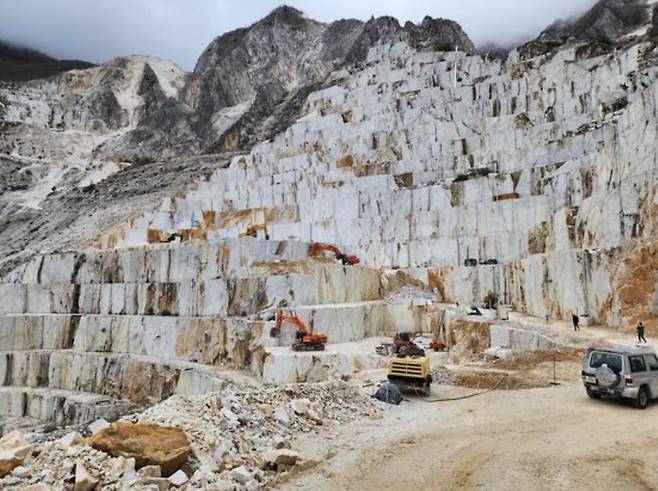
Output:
422 374 509 402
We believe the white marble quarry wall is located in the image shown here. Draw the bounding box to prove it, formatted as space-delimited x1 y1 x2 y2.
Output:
0 263 382 319
0 314 260 368
384 304 444 334
489 324 556 352
259 301 446 348
0 350 189 404
0 234 394 404
0 280 228 317
260 349 388 385
506 250 614 321
103 40 658 323
1 238 312 285
395 247 617 323
228 265 381 316
0 315 74 350
264 302 386 345
0 387 135 426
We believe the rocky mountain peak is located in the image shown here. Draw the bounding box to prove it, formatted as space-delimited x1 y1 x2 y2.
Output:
262 5 306 24
187 7 475 152
539 0 652 42
0 7 477 177
414 16 476 52
344 14 474 64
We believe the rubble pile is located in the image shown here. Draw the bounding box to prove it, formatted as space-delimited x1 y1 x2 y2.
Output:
0 432 124 489
0 381 382 490
430 366 459 386
0 431 33 478
135 381 382 487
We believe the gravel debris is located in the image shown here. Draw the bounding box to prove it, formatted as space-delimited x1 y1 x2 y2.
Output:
0 380 384 490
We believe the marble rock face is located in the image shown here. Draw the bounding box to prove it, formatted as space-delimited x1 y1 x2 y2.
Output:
110 40 657 326
2 32 658 426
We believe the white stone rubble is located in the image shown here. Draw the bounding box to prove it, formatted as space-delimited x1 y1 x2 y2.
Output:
0 380 382 489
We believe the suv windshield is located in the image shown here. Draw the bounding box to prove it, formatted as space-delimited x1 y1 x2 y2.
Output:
589 351 623 373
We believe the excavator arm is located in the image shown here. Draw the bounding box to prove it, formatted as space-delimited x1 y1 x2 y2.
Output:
270 309 327 351
308 242 360 265
275 309 309 335
430 310 447 351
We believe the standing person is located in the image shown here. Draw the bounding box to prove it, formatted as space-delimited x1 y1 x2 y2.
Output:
572 313 580 332
637 321 647 344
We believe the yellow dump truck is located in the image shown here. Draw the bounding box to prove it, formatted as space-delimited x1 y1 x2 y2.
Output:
387 355 432 396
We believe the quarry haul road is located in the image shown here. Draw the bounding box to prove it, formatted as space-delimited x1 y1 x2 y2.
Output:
280 382 658 491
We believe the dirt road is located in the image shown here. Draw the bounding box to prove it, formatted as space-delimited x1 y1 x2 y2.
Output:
280 381 658 490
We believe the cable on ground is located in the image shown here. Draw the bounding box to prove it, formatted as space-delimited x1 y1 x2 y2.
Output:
422 373 509 402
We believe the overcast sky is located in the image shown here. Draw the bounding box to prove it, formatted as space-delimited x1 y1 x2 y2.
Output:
0 0 596 71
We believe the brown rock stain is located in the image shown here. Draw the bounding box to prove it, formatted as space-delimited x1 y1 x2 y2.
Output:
201 210 216 228
337 155 354 169
180 229 208 242
382 270 430 297
448 319 492 364
611 241 658 327
251 260 311 275
220 206 297 229
528 220 554 255
428 269 448 302
223 128 240 152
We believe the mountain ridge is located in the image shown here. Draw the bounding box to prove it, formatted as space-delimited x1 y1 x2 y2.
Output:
2 1 658 276
0 38 95 82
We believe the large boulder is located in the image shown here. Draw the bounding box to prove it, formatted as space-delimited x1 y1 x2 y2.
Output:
0 431 33 478
86 422 190 476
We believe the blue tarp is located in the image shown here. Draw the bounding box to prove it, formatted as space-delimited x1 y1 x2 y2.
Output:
372 382 403 405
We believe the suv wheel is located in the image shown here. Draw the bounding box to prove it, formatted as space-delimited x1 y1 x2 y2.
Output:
635 387 650 409
586 387 601 399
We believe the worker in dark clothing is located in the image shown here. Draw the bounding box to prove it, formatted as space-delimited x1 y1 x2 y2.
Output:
637 321 647 343
572 313 580 332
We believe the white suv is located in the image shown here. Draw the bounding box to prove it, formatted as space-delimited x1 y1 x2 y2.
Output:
582 346 658 409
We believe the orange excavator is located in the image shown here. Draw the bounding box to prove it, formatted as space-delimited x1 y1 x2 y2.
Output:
308 242 360 266
392 332 425 356
429 309 448 352
270 309 327 351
